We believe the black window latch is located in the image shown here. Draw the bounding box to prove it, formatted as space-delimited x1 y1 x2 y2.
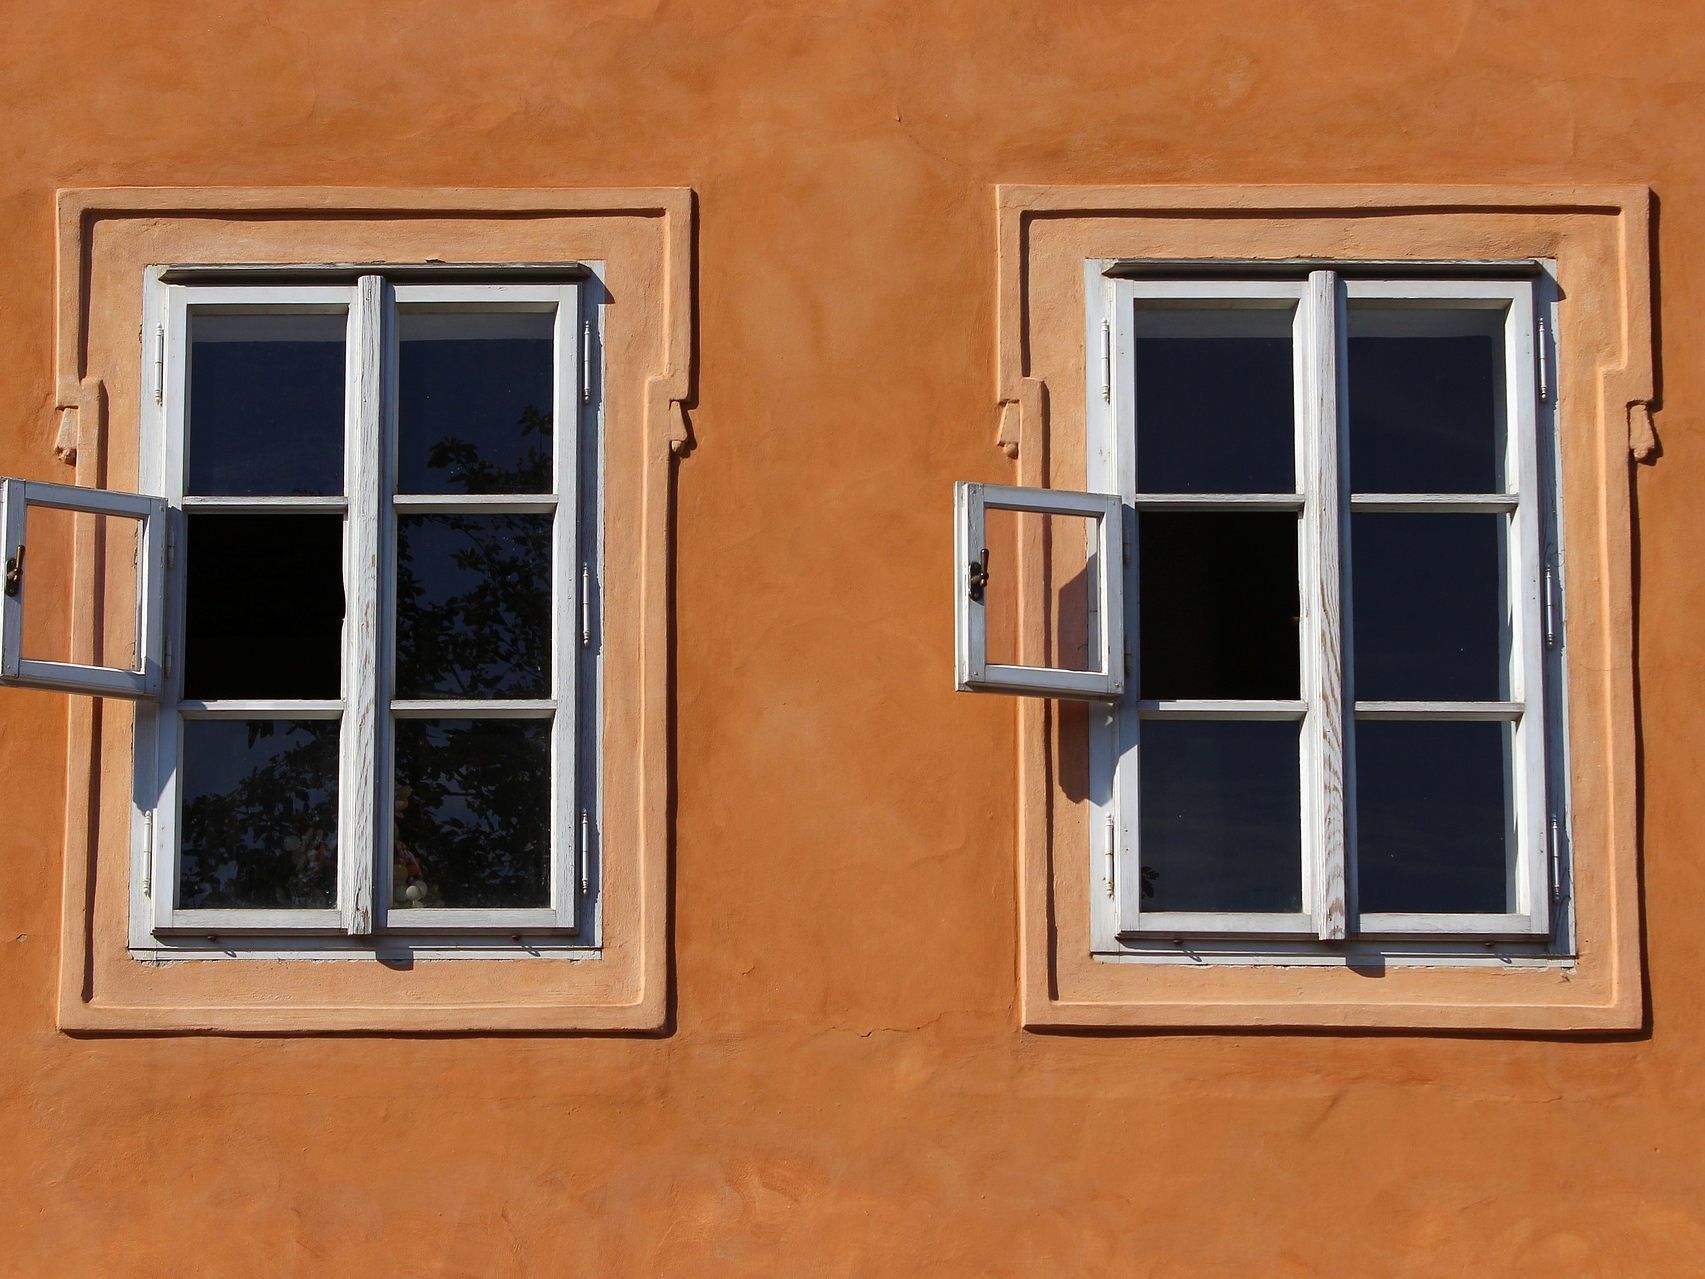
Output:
967 548 989 602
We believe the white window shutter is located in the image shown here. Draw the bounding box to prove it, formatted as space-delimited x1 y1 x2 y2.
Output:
0 477 167 699
953 480 1126 701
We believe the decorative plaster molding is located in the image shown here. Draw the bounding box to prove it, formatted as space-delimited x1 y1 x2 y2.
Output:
994 184 1652 1031
995 184 1658 463
51 187 693 1033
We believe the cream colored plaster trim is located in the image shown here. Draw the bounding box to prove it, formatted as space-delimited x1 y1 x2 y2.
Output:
52 187 692 1033
54 187 695 452
995 184 1657 461
996 184 1652 1033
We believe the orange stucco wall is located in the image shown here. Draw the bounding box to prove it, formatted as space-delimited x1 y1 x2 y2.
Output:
3 2 1703 1273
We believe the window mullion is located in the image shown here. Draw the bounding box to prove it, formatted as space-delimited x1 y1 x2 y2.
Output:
337 274 385 935
1508 281 1553 933
1303 269 1348 941
553 286 584 929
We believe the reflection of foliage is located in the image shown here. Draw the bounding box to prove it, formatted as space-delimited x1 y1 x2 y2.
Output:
394 510 551 698
393 719 551 909
426 401 551 494
391 400 556 909
178 394 561 916
179 720 338 909
395 402 553 699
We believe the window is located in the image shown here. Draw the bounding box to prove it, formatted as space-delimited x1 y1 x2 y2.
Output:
33 188 684 1031
982 185 1647 1030
8 268 601 953
960 265 1567 958
1099 267 1562 955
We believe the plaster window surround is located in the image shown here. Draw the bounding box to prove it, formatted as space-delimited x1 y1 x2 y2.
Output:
0 188 692 1033
973 184 1653 1032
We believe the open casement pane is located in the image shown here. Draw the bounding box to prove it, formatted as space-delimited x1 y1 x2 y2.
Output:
954 481 1125 701
0 477 167 699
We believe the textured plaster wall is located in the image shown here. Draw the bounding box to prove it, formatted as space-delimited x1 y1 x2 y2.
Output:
1 1 1703 1273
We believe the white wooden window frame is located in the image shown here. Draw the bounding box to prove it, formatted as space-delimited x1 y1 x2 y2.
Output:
0 478 167 698
954 481 1125 700
1082 268 1563 952
127 270 599 950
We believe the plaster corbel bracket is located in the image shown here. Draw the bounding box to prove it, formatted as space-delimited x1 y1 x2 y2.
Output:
1608 186 1660 463
1627 401 1658 462
993 189 1040 471
995 377 1048 478
651 377 694 459
53 194 106 470
653 185 696 460
53 379 106 472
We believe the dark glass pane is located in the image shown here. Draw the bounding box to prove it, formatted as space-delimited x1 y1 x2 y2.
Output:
183 514 344 700
179 718 338 909
397 310 555 494
1350 513 1507 701
395 514 552 698
1348 307 1505 493
1355 720 1513 913
1139 719 1302 912
187 311 346 496
1135 305 1295 493
393 718 551 909
1139 511 1299 699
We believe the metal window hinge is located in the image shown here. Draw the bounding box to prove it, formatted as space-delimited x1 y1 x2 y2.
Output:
1549 814 1563 904
577 808 591 895
1104 814 1117 898
581 321 592 405
1537 314 1549 404
164 523 176 572
163 635 173 680
153 325 165 406
580 562 592 646
141 811 154 896
1100 320 1112 403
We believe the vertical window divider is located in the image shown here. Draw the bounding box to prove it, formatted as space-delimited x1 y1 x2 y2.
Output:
148 279 190 940
1096 272 1135 947
1303 270 1348 941
553 284 584 931
375 281 402 934
338 274 384 936
1507 282 1552 933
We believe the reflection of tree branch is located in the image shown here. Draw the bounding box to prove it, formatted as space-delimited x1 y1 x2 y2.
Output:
393 718 549 909
180 722 339 909
185 397 558 913
391 403 555 908
396 406 552 702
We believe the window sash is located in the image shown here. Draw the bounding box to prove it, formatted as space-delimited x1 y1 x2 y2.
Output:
954 481 1126 701
1089 269 1557 947
132 273 593 946
0 477 168 698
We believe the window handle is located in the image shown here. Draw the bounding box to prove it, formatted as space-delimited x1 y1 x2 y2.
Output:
967 548 989 602
3 543 22 598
